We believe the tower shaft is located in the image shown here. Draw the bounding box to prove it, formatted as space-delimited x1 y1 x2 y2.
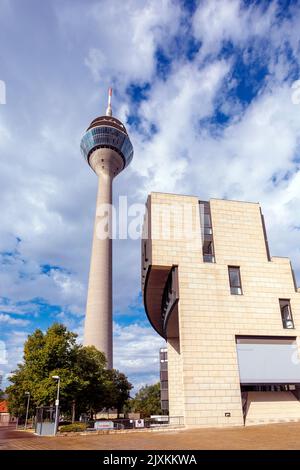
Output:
83 148 123 368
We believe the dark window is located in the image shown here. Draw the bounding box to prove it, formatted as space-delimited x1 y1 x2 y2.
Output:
160 380 168 390
160 370 168 381
228 266 242 295
199 201 215 263
160 350 167 362
143 241 148 262
204 226 212 235
203 240 214 262
279 299 294 329
204 213 211 227
161 400 169 411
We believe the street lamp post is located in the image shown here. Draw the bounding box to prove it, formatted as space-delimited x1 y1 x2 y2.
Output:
24 391 30 430
52 375 60 436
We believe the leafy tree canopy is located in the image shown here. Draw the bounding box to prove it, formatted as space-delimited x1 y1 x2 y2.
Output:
130 383 161 417
6 323 132 419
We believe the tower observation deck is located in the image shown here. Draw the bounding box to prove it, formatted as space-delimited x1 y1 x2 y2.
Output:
80 115 133 171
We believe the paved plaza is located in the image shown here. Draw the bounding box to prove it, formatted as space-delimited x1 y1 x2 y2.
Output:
1 423 300 450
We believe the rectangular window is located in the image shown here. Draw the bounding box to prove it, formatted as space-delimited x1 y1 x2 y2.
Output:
228 266 242 295
160 349 167 362
160 380 168 390
160 370 168 381
161 400 169 410
199 201 215 263
203 240 214 263
279 299 294 329
144 241 148 262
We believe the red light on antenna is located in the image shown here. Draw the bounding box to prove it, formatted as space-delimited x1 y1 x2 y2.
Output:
109 87 112 96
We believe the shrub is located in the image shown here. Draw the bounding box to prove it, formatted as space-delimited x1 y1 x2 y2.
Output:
59 423 87 433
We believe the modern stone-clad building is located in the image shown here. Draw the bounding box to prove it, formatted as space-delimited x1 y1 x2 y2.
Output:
142 192 300 427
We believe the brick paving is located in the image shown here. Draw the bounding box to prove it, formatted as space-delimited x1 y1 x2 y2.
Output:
1 422 300 450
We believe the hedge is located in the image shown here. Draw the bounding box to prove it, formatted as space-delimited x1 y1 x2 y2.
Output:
59 423 87 433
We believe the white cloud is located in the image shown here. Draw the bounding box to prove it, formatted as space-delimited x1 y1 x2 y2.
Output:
114 322 165 391
0 314 30 326
0 120 10 142
0 253 86 314
51 269 85 303
192 0 277 58
83 0 182 87
85 48 107 82
0 340 8 366
1 331 29 384
0 301 39 316
180 82 300 273
131 59 231 194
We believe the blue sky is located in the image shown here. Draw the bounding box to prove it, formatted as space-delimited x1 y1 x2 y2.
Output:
0 0 300 392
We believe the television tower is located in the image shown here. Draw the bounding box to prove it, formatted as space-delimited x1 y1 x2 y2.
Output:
80 88 133 368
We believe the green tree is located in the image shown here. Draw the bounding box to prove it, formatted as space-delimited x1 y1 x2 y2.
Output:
106 369 133 417
130 383 161 417
5 365 30 416
74 345 109 418
6 323 132 420
7 324 82 415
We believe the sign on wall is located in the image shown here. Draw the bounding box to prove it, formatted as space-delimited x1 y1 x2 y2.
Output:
94 420 114 430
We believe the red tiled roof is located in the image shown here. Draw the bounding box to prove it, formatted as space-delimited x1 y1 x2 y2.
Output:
0 400 8 413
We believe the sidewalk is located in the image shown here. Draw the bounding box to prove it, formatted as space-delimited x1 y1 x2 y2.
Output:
1 422 300 450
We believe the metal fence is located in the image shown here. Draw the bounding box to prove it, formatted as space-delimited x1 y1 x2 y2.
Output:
15 416 35 429
89 415 184 431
